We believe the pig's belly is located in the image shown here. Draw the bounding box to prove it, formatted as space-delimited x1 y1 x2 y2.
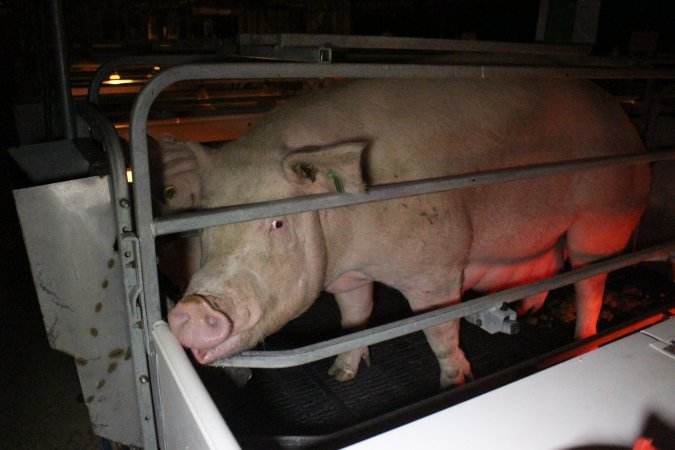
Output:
462 243 565 294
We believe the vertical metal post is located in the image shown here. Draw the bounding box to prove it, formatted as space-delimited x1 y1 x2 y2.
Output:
642 80 661 151
75 101 159 449
535 0 550 42
48 0 76 140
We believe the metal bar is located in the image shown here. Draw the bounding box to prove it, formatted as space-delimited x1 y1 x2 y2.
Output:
48 0 76 139
74 100 158 450
239 44 332 63
238 40 654 68
129 62 675 86
153 149 675 236
88 54 219 104
210 240 675 369
75 100 131 221
239 33 591 56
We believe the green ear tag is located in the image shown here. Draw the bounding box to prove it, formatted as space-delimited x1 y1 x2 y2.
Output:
327 170 344 193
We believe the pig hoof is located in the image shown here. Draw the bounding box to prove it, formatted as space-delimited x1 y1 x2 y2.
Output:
439 352 473 388
328 366 357 382
328 347 370 382
440 368 473 388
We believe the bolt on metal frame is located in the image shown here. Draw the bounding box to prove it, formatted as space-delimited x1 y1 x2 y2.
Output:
128 61 675 446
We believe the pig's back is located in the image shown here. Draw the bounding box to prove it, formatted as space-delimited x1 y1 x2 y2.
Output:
263 78 649 263
262 78 644 185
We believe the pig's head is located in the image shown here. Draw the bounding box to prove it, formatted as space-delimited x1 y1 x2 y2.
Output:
168 140 366 364
149 135 211 216
150 136 211 290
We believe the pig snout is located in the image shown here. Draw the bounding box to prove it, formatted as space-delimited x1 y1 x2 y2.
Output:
168 294 232 364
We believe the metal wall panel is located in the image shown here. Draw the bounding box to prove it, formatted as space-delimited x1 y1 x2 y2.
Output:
13 176 143 447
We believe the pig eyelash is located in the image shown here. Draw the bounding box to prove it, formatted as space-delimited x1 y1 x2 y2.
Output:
271 219 284 230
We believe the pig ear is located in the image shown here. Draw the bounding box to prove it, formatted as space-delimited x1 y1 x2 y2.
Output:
165 138 212 169
150 137 212 212
282 142 367 194
184 140 212 169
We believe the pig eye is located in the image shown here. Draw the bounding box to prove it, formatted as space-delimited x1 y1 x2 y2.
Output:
272 220 284 229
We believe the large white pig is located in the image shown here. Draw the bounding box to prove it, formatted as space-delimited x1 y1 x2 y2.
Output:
167 79 650 387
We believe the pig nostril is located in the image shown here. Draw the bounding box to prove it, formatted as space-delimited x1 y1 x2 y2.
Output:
204 314 220 328
169 295 233 352
168 311 189 328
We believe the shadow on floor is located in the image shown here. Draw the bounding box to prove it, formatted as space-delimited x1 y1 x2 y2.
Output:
0 154 101 449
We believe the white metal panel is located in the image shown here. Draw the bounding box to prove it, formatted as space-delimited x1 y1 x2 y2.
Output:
347 318 675 450
153 321 241 450
13 176 143 447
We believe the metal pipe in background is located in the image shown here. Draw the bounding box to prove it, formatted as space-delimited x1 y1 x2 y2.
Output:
48 0 76 140
38 2 53 141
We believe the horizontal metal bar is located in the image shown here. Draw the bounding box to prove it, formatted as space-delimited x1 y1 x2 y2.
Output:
239 33 591 56
239 44 332 63
135 62 675 85
153 149 675 237
210 240 675 369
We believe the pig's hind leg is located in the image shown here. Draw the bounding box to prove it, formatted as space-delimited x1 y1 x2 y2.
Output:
566 211 643 338
516 291 549 315
328 282 374 381
423 318 473 388
405 277 473 388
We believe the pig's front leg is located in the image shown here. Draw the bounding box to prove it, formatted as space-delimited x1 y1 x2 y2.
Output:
328 281 374 381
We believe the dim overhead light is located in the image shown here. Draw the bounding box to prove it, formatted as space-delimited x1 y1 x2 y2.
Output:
104 78 135 85
104 71 135 85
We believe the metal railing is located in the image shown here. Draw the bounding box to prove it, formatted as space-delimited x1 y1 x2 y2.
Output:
129 62 675 334
126 60 675 447
211 241 675 368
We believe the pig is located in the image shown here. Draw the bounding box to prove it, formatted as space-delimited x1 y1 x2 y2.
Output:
149 135 206 291
167 79 651 387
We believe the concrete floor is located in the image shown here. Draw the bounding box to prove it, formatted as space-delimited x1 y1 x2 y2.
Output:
0 155 102 449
